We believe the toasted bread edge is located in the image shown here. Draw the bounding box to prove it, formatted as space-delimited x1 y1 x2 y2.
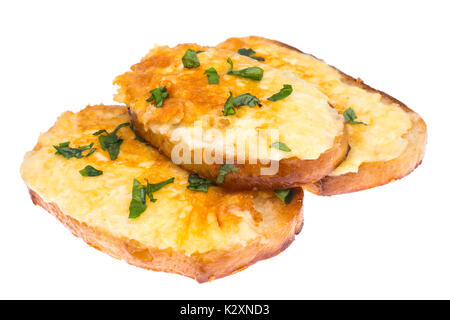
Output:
263 38 427 195
306 113 426 195
27 187 304 283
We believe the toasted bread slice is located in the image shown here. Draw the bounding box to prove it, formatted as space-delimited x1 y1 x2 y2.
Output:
218 36 427 195
20 105 303 282
114 44 348 190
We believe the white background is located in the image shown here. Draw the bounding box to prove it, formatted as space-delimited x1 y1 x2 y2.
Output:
1 0 449 299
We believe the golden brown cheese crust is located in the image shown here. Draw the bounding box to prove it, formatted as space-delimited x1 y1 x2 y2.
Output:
21 105 304 282
114 44 348 189
218 36 427 195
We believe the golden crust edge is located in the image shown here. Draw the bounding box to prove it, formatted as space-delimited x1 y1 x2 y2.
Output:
27 187 304 283
252 37 427 195
305 114 426 195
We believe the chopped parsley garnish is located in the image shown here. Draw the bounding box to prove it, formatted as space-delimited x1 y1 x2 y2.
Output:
233 93 261 107
343 108 367 125
222 92 261 115
128 177 175 219
129 179 148 219
146 86 169 107
216 164 238 184
79 165 103 177
226 58 264 81
205 67 220 84
223 92 236 116
94 122 130 160
270 142 291 152
130 125 149 144
187 173 215 193
93 129 107 136
237 48 265 61
274 189 295 204
146 177 175 202
268 84 293 101
182 49 201 68
53 142 95 159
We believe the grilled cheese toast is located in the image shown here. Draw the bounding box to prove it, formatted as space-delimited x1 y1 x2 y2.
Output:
114 44 348 189
20 105 304 282
218 36 427 195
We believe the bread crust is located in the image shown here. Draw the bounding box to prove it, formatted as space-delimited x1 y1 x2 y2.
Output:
28 187 303 283
129 108 349 190
219 37 427 195
268 40 427 195
306 113 426 195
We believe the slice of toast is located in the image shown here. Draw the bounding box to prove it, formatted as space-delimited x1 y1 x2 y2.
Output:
114 44 348 190
20 105 304 282
218 36 427 195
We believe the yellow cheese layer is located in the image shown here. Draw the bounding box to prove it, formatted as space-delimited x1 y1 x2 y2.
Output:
20 106 299 255
218 37 412 175
114 44 344 162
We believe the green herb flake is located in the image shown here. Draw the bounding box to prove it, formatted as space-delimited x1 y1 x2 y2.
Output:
129 179 148 219
205 67 220 84
274 189 295 204
128 177 175 219
96 122 130 160
187 173 215 193
237 48 265 61
343 108 367 125
216 164 239 184
270 142 291 152
79 165 103 177
232 93 261 107
182 49 201 69
268 84 293 101
130 125 149 144
226 57 234 71
93 129 107 136
223 92 262 116
226 58 264 81
84 148 96 157
53 142 95 159
222 92 236 116
146 177 175 202
146 86 169 107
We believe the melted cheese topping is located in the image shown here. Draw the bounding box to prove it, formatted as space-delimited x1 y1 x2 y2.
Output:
114 44 344 161
20 106 299 255
218 37 413 175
